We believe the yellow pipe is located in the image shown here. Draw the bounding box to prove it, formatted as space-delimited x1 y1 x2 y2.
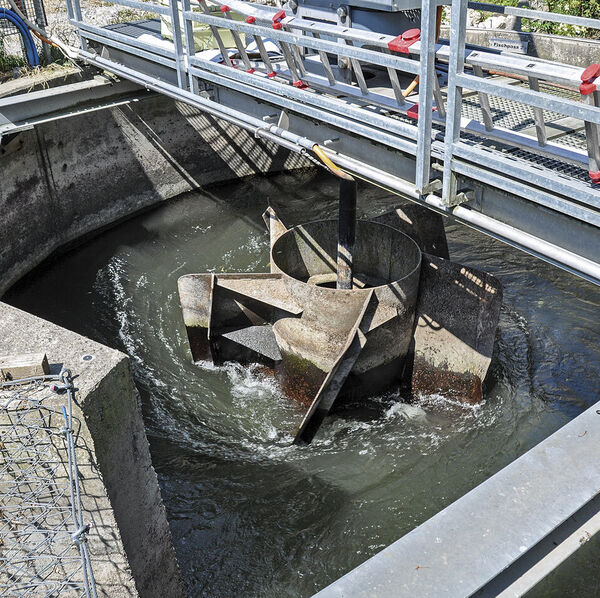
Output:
403 75 419 97
312 144 354 180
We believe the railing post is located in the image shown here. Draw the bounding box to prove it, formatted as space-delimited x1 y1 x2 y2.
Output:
168 0 187 89
442 0 468 206
70 0 87 51
528 76 548 146
415 0 438 194
181 0 198 92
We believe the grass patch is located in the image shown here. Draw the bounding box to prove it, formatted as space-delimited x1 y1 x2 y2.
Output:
0 48 26 73
474 0 600 39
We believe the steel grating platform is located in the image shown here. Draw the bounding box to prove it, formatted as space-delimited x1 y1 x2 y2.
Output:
100 20 595 188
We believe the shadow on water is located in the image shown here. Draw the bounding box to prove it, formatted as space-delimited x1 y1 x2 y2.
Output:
4 170 600 597
151 434 350 598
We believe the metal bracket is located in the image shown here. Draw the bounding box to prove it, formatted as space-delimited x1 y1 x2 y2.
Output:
445 187 476 207
418 178 443 195
277 110 290 130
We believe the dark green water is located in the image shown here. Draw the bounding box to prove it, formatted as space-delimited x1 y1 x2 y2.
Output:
6 170 600 597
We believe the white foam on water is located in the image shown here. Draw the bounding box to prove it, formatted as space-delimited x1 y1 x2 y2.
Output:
385 402 428 422
191 359 301 455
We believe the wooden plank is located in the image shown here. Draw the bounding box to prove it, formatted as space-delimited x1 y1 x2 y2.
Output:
0 353 49 381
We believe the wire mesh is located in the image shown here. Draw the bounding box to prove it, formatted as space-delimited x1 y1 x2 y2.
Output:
0 372 97 598
0 0 46 34
0 0 46 64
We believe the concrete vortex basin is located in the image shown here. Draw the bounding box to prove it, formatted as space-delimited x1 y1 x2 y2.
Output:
178 206 503 443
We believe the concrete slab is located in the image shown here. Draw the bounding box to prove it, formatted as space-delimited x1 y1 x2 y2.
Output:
0 302 184 598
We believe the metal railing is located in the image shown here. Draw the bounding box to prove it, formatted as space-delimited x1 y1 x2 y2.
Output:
64 0 600 172
444 0 600 205
59 0 600 282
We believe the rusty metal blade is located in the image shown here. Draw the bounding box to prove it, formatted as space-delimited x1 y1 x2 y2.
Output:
177 273 215 362
215 275 302 315
409 254 503 403
178 273 302 364
263 207 288 246
293 290 378 444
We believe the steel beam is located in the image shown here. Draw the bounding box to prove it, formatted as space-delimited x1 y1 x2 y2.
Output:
0 76 151 138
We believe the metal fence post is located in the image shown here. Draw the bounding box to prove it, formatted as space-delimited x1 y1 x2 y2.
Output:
181 0 198 92
70 0 87 51
442 0 468 205
168 0 187 89
528 76 548 146
415 0 438 194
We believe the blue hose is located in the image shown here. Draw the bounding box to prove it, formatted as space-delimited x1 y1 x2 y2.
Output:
0 8 40 67
0 9 40 67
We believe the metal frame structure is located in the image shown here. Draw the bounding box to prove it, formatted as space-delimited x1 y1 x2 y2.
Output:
0 75 152 137
57 0 600 284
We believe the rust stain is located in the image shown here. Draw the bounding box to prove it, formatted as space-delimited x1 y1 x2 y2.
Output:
411 357 483 404
275 353 327 410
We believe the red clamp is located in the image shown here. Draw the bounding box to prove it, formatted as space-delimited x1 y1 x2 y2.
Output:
267 71 277 78
580 63 600 96
245 15 256 23
220 4 230 12
406 103 437 121
246 68 255 74
388 28 420 54
293 80 309 89
272 9 285 28
589 171 600 184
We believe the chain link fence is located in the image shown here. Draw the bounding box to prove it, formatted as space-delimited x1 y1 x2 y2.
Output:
0 371 97 598
0 0 47 70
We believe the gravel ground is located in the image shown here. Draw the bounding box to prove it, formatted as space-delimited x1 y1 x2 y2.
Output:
1 0 150 63
46 0 152 46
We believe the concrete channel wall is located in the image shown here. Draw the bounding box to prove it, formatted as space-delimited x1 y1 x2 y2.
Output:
0 92 308 597
0 303 172 597
0 93 306 296
441 27 600 67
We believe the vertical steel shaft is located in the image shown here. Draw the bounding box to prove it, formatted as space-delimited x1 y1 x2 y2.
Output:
337 178 357 290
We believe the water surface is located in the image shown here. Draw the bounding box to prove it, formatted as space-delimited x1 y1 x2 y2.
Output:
6 170 600 597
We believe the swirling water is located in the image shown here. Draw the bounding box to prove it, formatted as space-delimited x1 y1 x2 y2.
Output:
6 170 600 597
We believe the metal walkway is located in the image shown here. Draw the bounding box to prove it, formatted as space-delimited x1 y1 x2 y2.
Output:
60 0 600 284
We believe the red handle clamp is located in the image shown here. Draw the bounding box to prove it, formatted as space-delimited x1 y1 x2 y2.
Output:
580 63 600 95
388 28 421 54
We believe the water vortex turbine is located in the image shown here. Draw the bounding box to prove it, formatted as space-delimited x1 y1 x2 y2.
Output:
178 185 503 444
